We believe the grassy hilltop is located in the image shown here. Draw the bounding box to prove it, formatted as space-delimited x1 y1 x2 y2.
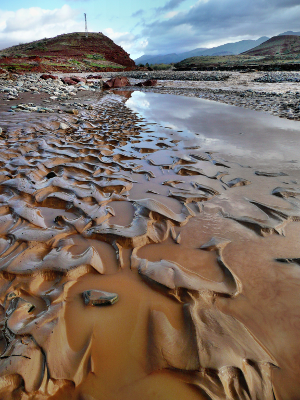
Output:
0 32 136 73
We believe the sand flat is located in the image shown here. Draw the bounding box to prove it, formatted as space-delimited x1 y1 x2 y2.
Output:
0 90 300 399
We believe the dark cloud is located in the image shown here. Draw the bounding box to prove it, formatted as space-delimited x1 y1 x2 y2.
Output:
141 0 300 54
132 9 144 18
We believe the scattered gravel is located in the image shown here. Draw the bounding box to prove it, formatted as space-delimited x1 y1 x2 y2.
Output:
254 72 300 83
2 70 300 121
0 72 102 102
103 70 230 81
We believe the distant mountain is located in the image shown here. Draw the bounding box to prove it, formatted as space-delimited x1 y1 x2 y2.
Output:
135 51 206 65
278 31 300 36
135 37 269 65
243 35 300 56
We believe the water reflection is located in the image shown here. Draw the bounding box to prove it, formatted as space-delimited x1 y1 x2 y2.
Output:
127 91 300 170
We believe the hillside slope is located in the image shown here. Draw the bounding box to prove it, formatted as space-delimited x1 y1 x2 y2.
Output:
243 35 300 56
0 32 135 72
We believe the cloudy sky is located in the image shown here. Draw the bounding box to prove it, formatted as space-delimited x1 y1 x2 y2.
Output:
1 0 300 59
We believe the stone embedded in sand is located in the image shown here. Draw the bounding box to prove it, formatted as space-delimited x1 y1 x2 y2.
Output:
87 74 102 79
135 79 158 87
82 290 119 306
40 74 58 80
70 76 86 83
61 77 77 86
65 109 79 115
103 76 130 89
59 122 69 130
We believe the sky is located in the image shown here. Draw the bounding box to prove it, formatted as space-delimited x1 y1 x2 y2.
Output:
0 0 300 59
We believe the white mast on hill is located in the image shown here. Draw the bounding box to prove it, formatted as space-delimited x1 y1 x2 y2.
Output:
84 13 88 38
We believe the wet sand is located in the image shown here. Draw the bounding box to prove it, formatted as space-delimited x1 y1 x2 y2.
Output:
1 89 300 399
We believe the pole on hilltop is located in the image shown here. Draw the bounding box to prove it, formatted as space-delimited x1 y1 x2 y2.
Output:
84 13 88 38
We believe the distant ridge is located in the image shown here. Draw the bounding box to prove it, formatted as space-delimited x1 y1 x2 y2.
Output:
135 37 269 65
278 31 300 36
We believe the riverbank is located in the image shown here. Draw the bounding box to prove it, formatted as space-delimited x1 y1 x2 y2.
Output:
2 70 300 122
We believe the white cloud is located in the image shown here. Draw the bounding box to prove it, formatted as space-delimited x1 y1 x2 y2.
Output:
164 11 179 18
103 27 148 59
0 5 83 50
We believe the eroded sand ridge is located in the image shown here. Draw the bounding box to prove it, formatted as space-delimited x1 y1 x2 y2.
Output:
0 92 300 399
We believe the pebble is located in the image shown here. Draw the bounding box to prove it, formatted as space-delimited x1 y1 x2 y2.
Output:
109 70 230 81
0 73 103 103
59 122 69 130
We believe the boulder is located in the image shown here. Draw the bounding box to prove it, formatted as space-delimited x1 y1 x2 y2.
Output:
61 77 77 86
103 76 130 89
40 74 58 80
135 79 157 87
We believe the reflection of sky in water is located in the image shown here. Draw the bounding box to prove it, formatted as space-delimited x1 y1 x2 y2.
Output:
126 91 300 168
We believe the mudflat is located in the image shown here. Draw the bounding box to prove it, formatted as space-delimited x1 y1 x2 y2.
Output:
1 77 300 399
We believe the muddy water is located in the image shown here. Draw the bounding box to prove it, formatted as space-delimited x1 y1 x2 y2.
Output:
1 91 300 399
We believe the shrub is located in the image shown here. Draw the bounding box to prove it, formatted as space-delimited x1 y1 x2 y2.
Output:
151 63 172 70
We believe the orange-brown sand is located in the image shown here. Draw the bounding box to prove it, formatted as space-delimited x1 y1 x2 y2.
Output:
1 91 300 399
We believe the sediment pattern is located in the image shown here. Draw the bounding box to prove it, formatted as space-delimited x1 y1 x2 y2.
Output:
0 92 300 399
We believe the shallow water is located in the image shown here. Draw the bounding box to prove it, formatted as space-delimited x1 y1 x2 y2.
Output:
0 91 300 399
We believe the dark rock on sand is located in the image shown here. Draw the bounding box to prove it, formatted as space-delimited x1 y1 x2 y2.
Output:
82 290 119 306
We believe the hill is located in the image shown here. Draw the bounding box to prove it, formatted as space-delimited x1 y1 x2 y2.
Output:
135 37 269 65
243 35 300 56
0 32 135 73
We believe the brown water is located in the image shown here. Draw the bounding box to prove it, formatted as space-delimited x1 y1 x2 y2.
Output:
1 91 300 399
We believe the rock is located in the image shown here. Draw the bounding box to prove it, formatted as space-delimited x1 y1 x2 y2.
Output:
86 74 102 79
65 109 79 115
103 76 130 89
135 79 158 87
40 74 58 80
70 76 86 83
61 77 77 86
59 122 69 130
82 290 119 306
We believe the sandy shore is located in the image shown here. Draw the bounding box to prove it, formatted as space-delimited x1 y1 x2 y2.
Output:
1 70 300 121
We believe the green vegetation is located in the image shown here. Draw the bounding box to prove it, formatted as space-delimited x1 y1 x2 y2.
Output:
88 61 125 69
174 54 300 70
86 54 105 61
151 63 173 70
69 59 82 65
